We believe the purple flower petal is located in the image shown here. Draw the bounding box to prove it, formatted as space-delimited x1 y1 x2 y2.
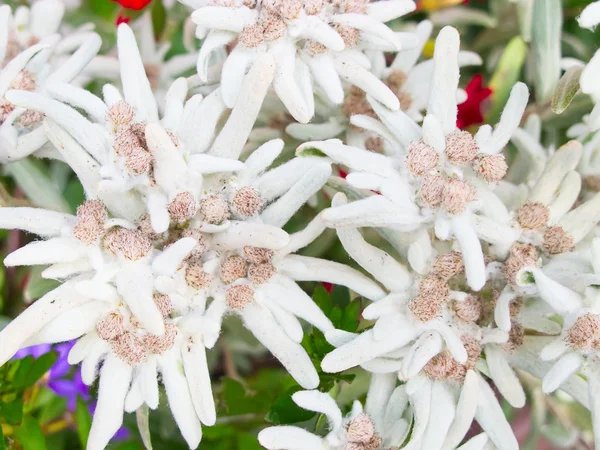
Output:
14 344 52 359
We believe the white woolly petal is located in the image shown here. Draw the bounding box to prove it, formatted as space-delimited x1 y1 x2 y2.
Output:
237 139 284 183
528 140 582 205
80 339 110 386
368 95 422 148
191 6 257 32
159 352 203 449
451 214 486 291
139 358 159 410
277 255 386 302
305 55 344 105
427 26 460 135
322 195 421 229
442 370 479 450
540 339 570 362
366 373 397 427
367 0 416 22
116 264 165 336
486 345 526 408
117 24 158 122
262 297 304 343
422 381 455 450
261 163 331 227
578 1 600 29
221 47 254 108
182 335 216 426
145 123 187 195
402 376 432 450
258 426 326 450
474 373 519 450
26 301 109 346
278 216 326 257
262 275 333 332
241 302 319 389
211 221 289 250
402 331 443 378
44 119 102 197
325 329 357 347
525 267 582 314
153 237 197 276
321 328 414 373
542 352 584 393
5 90 108 163
289 17 344 51
292 391 342 431
483 83 529 154
188 154 245 174
0 282 84 365
422 321 467 364
209 53 276 159
0 207 75 237
494 287 516 332
180 90 227 154
87 355 132 450
456 434 489 450
272 42 311 124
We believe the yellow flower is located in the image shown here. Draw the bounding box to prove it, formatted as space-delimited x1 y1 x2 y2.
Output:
419 0 464 11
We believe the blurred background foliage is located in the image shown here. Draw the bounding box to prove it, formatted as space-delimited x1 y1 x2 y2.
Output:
1 0 600 449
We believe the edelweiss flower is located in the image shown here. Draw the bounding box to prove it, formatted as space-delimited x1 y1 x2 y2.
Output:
286 20 482 146
185 0 418 123
83 13 218 112
513 237 600 449
297 26 529 291
0 0 101 163
318 194 524 450
258 384 490 450
0 21 395 449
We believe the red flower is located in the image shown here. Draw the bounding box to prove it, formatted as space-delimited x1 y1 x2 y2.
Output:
112 0 152 11
116 11 131 25
456 74 492 130
322 282 334 293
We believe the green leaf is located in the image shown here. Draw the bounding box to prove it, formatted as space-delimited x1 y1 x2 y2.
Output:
24 267 60 303
265 387 316 425
531 0 562 103
22 352 58 387
0 397 24 424
551 65 583 114
331 285 350 309
488 37 528 124
296 147 327 158
37 395 67 425
14 415 46 450
3 158 71 213
312 285 333 316
12 356 34 386
0 422 5 450
340 300 362 333
75 396 92 449
152 0 167 39
136 405 153 450
63 179 85 214
236 433 263 450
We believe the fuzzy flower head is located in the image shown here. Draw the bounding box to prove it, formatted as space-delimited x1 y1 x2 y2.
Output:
0 0 101 163
187 0 418 124
298 26 529 292
316 200 534 450
0 23 396 450
259 387 426 450
283 19 483 148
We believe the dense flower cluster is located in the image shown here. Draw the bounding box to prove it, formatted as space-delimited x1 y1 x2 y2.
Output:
1 0 600 450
